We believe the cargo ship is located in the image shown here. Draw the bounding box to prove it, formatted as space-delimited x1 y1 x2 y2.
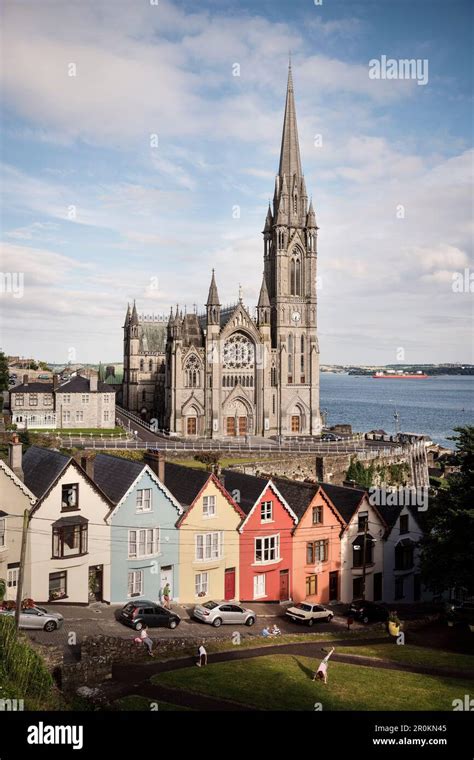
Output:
372 371 428 379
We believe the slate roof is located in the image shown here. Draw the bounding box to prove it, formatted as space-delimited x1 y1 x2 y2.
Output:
22 446 71 499
11 383 54 393
56 376 111 393
93 453 146 505
318 482 367 524
271 477 320 521
221 469 269 514
163 462 211 509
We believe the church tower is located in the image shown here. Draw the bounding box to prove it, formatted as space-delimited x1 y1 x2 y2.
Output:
264 62 321 436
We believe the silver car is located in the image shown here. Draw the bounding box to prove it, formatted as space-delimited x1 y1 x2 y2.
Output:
193 601 256 627
0 606 64 632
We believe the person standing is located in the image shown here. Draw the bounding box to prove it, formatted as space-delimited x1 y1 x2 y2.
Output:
162 582 171 609
196 642 208 667
312 647 335 684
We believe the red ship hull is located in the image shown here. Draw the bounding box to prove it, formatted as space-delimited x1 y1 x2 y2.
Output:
372 373 428 379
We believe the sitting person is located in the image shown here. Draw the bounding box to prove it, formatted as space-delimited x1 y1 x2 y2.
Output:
271 624 281 636
262 626 271 637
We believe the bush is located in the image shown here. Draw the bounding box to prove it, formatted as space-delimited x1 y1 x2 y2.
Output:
0 615 53 698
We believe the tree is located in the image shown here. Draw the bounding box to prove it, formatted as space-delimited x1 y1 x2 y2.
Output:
0 351 9 392
419 426 474 597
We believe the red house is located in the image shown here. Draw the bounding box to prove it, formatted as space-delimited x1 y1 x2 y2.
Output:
223 470 298 602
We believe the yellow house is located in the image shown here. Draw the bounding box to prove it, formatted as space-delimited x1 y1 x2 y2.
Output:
164 463 244 604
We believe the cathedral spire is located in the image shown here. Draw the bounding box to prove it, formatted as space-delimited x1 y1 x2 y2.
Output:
123 302 130 327
278 60 302 180
130 300 139 326
258 274 270 308
206 269 220 306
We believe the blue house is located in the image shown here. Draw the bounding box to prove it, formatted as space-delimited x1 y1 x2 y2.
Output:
93 452 182 604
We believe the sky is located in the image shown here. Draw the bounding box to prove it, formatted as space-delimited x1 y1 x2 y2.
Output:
0 0 472 365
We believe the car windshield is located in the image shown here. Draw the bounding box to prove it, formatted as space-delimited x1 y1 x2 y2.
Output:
202 602 218 610
295 604 312 611
123 603 135 613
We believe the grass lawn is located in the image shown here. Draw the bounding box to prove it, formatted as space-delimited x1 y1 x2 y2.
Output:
336 644 474 672
152 655 474 711
29 427 125 436
111 695 191 711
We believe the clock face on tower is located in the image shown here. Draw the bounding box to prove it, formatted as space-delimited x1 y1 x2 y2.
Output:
292 311 301 324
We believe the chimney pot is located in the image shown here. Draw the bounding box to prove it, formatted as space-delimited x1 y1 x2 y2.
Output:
80 456 95 480
23 374 28 386
53 374 59 390
144 450 165 482
90 375 98 392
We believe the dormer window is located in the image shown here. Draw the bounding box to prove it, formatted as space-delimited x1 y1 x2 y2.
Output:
61 483 79 511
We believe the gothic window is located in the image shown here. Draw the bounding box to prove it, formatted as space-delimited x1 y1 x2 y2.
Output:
293 194 297 214
223 333 254 369
184 354 201 388
148 359 153 372
140 359 144 371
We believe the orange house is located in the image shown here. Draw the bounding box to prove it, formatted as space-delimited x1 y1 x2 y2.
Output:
274 479 345 604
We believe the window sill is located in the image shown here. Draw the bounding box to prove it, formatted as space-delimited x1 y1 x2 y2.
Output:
51 553 88 560
61 507 80 513
252 558 282 568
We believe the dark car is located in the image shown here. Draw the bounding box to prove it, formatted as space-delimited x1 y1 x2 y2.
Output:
446 600 474 626
349 600 389 624
118 600 180 631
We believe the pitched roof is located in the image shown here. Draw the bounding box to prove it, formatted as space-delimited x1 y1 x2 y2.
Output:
318 483 367 524
163 462 211 509
221 470 269 514
11 383 54 393
93 453 146 505
271 477 320 520
22 446 71 499
56 375 110 393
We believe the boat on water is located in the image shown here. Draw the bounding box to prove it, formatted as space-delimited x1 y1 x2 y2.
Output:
372 371 428 379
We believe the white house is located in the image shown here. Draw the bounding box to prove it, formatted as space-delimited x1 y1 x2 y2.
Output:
322 484 387 604
379 503 427 604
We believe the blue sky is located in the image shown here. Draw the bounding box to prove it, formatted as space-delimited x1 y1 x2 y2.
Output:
0 0 472 364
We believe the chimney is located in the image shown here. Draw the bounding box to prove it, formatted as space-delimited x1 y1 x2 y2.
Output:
80 455 95 480
23 374 28 386
144 450 165 482
90 375 98 392
9 434 24 481
53 374 59 390
212 462 225 489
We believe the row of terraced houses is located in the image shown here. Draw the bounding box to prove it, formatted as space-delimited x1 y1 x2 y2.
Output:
0 438 429 608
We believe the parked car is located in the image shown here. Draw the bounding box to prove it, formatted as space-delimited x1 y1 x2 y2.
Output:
0 606 64 632
286 602 334 626
349 600 389 624
445 600 474 626
118 600 180 630
322 432 343 441
193 601 256 627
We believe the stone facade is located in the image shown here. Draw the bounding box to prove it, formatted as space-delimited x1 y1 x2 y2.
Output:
123 64 322 439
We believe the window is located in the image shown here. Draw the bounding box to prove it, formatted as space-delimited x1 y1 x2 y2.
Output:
399 514 409 534
103 410 109 422
395 541 414 571
254 574 266 599
358 511 368 531
352 535 374 567
306 574 317 596
63 411 71 423
81 394 89 404
49 571 67 600
184 355 201 388
136 489 152 513
148 359 153 372
261 501 273 522
195 572 209 597
203 495 216 518
14 395 23 406
306 539 328 564
103 394 110 404
7 566 19 589
128 528 159 558
76 410 84 422
140 359 144 371
0 518 5 548
63 394 71 404
255 535 280 563
127 570 143 597
44 395 53 406
29 394 38 406
52 523 88 558
312 506 323 524
61 484 79 510
395 577 404 600
195 532 222 561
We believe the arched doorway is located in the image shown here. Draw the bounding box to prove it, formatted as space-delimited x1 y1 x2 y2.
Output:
224 398 253 437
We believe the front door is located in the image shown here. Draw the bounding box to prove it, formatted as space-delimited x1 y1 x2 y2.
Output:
88 565 103 602
279 569 290 600
224 568 236 600
160 566 173 600
187 417 197 435
238 416 247 436
329 571 339 601
373 572 383 601
291 415 300 433
226 417 236 436
254 573 265 599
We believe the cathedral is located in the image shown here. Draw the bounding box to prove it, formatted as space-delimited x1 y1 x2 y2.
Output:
122 64 322 438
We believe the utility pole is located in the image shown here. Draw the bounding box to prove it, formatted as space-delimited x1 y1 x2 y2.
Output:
361 517 369 601
14 509 29 630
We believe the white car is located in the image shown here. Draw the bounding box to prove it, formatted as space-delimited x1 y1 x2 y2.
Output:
0 606 64 632
285 602 334 626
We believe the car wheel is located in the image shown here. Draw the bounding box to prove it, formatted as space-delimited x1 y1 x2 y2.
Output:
43 620 57 632
362 615 370 625
169 620 177 630
245 616 255 626
307 618 314 627
212 617 222 627
134 621 143 631
326 615 333 623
